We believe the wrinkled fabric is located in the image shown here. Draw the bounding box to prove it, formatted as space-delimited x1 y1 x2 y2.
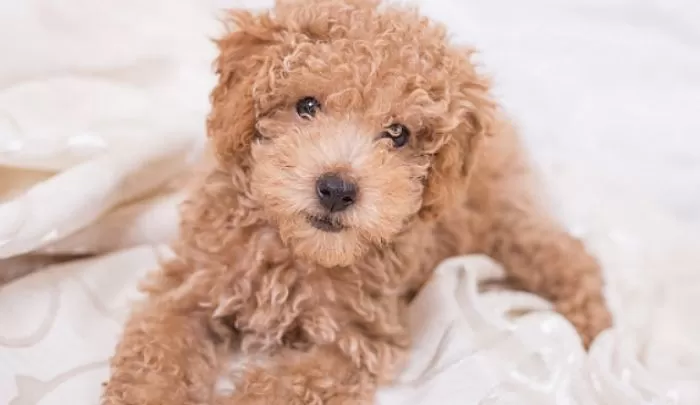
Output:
0 0 217 258
0 0 698 404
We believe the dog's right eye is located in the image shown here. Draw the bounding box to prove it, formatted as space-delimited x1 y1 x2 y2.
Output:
295 97 321 119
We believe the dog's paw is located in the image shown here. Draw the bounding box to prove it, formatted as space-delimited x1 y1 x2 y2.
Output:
555 294 612 349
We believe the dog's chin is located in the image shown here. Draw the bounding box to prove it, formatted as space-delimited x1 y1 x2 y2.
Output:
276 216 369 268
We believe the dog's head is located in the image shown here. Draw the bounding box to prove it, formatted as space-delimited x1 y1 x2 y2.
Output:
208 0 496 267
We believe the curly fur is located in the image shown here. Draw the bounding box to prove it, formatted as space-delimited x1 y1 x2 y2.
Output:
102 1 612 404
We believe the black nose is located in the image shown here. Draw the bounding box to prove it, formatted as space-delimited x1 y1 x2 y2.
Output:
316 173 357 212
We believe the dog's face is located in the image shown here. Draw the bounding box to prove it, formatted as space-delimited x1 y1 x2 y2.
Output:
208 0 495 267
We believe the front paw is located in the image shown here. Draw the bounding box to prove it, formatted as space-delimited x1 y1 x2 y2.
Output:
555 294 612 348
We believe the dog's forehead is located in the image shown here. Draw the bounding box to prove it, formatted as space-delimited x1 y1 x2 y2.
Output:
249 0 473 117
254 36 455 124
301 36 447 81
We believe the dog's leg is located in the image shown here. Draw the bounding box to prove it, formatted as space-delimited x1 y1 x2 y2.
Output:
218 344 388 405
101 297 222 405
467 131 612 347
485 213 612 347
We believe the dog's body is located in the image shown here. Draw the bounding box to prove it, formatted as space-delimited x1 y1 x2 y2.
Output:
102 1 611 404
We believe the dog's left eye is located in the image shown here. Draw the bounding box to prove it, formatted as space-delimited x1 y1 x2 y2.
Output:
296 97 321 119
381 123 410 148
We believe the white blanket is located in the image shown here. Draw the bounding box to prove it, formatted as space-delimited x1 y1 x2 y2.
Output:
1 0 699 404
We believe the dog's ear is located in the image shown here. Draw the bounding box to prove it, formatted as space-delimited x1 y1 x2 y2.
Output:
207 10 279 170
419 53 497 220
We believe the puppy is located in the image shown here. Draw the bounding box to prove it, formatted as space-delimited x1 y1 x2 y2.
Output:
102 1 612 404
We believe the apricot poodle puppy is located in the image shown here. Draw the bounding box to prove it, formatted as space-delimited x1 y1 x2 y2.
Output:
102 1 612 404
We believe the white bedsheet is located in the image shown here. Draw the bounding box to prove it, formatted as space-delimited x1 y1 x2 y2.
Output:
1 0 699 404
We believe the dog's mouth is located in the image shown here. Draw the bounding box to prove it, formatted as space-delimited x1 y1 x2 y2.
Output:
306 214 345 233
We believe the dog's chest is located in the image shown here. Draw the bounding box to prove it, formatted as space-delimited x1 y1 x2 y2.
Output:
218 260 408 352
210 223 463 352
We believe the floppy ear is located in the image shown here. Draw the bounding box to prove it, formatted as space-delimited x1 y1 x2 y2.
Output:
419 62 497 220
206 10 279 170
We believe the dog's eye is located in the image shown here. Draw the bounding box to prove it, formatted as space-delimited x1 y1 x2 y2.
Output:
296 97 321 119
381 123 410 148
